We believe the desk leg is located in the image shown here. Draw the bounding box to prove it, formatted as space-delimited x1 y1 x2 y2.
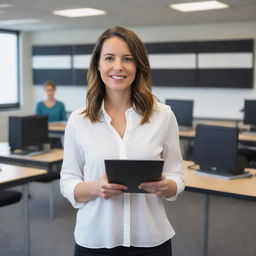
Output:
203 194 210 256
23 184 30 256
49 182 55 219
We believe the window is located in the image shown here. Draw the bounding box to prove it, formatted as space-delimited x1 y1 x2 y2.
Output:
0 30 19 109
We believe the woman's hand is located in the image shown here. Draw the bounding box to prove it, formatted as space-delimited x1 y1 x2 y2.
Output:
74 174 127 202
94 174 127 199
139 175 177 198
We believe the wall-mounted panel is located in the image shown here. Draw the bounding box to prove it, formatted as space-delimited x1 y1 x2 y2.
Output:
32 45 73 55
32 39 254 88
152 70 196 87
198 69 253 88
33 70 73 85
74 69 88 85
32 45 73 85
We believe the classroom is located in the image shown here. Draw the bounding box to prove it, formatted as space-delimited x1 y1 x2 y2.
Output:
0 1 256 256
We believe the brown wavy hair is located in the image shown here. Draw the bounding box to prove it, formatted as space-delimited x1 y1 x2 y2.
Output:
44 81 56 90
82 26 156 124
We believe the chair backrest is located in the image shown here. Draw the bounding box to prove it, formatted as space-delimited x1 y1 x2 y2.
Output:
0 190 22 207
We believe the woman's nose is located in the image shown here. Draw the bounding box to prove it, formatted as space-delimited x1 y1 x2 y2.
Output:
113 59 123 71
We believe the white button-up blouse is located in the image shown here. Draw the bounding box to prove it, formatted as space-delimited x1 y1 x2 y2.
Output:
60 102 184 249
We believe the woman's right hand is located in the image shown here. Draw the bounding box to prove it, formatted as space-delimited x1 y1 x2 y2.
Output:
74 174 127 202
94 174 127 199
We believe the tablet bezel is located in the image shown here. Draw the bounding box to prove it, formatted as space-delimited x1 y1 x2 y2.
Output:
105 159 164 193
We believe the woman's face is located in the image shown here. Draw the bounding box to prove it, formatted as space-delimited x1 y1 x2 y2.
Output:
44 85 55 99
98 36 137 94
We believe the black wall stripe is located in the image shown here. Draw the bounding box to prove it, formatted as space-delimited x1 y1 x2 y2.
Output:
74 69 88 85
74 45 95 54
197 40 253 53
145 39 253 53
198 69 253 88
33 70 73 85
145 42 196 53
32 46 73 55
151 70 196 87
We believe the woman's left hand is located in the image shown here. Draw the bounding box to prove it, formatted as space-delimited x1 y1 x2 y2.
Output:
139 175 177 198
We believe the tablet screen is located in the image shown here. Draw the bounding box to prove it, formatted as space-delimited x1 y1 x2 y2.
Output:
105 159 164 193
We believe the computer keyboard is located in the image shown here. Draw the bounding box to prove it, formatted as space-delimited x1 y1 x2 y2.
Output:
196 170 252 180
12 149 52 156
179 126 194 132
27 149 53 156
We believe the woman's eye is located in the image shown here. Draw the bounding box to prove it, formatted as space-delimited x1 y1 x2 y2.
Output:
105 56 113 61
123 57 133 62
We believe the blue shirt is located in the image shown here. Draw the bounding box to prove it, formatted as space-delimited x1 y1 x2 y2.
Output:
36 100 67 122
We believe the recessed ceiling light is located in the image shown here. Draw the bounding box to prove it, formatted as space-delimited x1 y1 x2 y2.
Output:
169 1 229 12
53 8 106 18
0 19 41 25
0 4 12 8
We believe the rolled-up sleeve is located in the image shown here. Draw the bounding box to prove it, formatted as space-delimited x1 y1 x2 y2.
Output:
162 107 185 201
60 113 86 209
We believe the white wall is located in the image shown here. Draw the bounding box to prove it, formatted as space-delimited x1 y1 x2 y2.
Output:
1 22 256 140
30 22 256 120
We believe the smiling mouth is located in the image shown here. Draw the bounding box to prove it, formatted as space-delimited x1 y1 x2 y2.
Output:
110 75 127 79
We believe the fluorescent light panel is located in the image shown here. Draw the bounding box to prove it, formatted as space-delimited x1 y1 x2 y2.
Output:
0 4 12 8
170 1 229 12
0 19 41 25
53 8 106 17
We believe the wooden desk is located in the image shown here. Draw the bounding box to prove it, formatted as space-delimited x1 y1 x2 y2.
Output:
0 164 46 256
184 160 256 256
184 161 256 199
195 120 239 128
0 142 63 170
179 121 256 142
0 164 46 189
48 122 66 134
0 142 63 218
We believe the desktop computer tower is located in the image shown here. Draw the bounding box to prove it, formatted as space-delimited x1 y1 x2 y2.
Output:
8 115 48 152
8 116 23 152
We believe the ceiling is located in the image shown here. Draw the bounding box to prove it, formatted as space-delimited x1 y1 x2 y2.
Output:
0 0 256 32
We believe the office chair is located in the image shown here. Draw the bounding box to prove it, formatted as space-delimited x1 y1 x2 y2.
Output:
49 137 63 149
238 145 256 168
0 190 22 207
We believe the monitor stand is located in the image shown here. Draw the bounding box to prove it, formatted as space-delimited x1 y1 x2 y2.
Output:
179 126 193 132
250 125 256 132
242 125 256 136
11 145 51 156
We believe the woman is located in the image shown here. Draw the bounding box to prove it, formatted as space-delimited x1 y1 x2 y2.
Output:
36 81 67 122
60 26 184 256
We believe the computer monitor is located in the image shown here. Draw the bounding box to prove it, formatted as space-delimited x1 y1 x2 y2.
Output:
192 124 246 176
165 99 193 127
9 115 49 152
243 100 256 131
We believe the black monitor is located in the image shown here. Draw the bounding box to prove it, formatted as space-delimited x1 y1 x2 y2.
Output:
165 99 193 127
243 100 256 131
9 115 49 152
192 124 246 176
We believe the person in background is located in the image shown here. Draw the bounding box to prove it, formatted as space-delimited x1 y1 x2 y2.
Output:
36 81 67 122
60 26 184 256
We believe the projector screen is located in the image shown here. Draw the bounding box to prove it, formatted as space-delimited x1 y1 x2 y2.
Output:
0 30 19 109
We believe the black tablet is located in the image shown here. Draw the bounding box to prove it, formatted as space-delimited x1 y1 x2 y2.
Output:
105 159 164 193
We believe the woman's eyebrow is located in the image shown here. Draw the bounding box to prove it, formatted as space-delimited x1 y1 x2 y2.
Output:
103 53 133 56
103 53 115 56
